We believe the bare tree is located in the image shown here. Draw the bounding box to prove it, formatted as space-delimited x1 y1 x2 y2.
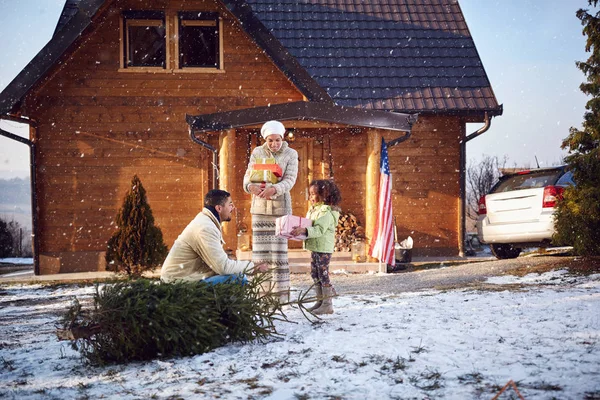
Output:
0 217 32 258
466 155 508 221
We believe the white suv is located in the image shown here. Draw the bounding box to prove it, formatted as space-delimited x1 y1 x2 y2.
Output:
476 166 574 259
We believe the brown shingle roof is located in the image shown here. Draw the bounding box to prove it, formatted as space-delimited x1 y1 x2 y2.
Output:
244 0 501 115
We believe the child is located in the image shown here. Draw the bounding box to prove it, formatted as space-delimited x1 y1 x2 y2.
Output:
290 179 341 314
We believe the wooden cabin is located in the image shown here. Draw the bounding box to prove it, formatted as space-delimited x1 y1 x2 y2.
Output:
0 0 502 274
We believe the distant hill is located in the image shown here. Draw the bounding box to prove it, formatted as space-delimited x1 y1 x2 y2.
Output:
0 177 31 204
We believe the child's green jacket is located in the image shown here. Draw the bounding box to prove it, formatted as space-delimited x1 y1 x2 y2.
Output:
304 203 340 254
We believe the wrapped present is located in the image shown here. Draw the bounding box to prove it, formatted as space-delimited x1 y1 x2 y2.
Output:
255 157 276 165
249 170 278 184
253 163 282 177
275 215 312 241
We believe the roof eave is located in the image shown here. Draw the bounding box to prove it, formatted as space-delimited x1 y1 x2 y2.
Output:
403 104 503 119
0 0 106 116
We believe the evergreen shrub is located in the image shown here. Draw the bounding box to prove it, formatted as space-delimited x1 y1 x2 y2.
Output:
106 175 168 276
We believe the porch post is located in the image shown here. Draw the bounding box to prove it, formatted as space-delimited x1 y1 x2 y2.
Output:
366 128 381 261
219 129 237 252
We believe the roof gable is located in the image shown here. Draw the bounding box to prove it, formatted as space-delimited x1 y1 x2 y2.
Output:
0 0 501 117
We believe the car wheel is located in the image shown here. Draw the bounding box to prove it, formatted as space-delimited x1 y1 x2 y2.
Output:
490 244 521 259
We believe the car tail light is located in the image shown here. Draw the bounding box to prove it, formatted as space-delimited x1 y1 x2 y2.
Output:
542 186 564 208
477 195 487 215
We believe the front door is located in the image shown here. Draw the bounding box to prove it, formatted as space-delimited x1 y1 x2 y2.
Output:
289 139 310 249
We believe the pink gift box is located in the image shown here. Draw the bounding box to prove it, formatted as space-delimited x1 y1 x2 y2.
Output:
275 215 312 241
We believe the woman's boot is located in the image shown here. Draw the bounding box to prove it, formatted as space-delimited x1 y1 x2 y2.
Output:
313 285 334 315
307 284 323 311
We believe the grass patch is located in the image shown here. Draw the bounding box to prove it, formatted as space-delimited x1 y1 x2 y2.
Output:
409 367 444 391
457 371 484 385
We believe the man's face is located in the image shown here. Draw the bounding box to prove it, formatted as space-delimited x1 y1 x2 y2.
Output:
216 196 235 222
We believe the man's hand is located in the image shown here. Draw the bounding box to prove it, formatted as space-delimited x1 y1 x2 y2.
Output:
253 262 269 273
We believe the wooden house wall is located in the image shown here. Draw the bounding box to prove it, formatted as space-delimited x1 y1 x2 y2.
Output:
21 0 304 273
388 116 462 256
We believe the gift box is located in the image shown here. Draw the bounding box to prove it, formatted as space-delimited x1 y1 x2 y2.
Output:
256 157 276 165
253 163 282 177
249 170 278 184
275 215 312 241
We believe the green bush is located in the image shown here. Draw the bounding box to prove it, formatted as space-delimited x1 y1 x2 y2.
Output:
106 175 168 276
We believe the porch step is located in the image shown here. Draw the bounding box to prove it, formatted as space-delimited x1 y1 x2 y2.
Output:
237 249 354 262
289 260 382 274
236 249 382 273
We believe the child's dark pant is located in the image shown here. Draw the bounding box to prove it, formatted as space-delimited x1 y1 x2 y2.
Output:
310 252 332 286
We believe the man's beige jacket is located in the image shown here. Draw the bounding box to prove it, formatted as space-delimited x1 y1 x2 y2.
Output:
160 208 253 283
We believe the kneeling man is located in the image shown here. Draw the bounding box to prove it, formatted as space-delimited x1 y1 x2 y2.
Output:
161 189 267 284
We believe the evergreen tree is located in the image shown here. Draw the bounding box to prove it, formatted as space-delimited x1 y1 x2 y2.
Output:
106 175 168 276
58 275 317 366
554 1 600 256
0 218 14 258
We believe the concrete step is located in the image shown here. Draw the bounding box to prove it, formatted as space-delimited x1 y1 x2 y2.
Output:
237 249 378 273
289 260 382 274
237 249 355 262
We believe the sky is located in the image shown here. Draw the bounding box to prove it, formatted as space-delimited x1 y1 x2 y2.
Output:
0 0 593 178
0 268 599 399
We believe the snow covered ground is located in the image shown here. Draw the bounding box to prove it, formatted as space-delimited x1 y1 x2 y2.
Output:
1 269 599 399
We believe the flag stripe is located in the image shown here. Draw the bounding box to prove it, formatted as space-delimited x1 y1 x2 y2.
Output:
369 138 395 265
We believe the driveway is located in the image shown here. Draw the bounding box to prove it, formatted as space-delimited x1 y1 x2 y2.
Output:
290 254 583 295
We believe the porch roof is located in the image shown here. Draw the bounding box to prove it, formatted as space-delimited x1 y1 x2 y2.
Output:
186 101 418 133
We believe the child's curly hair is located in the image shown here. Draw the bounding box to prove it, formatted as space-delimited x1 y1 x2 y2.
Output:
310 179 342 208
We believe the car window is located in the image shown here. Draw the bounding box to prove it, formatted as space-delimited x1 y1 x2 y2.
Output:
556 171 575 186
492 170 563 193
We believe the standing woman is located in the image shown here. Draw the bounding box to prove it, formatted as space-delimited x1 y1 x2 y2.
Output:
243 120 298 301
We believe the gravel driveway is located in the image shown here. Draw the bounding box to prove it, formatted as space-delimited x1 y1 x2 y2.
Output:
290 254 576 295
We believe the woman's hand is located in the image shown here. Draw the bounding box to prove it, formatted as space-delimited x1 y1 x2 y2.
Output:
290 226 307 237
257 186 277 199
248 184 263 196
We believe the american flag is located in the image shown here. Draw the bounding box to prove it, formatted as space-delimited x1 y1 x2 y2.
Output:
368 138 395 265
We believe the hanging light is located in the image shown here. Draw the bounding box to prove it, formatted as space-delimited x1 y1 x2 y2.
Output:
286 128 295 142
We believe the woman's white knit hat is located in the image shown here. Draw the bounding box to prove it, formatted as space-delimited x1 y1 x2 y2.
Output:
260 120 286 139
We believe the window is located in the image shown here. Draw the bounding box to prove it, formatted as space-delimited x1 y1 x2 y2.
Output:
123 11 166 68
120 11 223 72
556 171 575 187
178 12 220 69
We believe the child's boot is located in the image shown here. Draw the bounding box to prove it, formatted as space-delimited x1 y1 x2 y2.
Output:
313 285 335 315
307 284 322 311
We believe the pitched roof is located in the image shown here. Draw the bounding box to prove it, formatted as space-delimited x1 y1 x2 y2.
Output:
0 0 501 117
241 0 501 115
53 0 84 36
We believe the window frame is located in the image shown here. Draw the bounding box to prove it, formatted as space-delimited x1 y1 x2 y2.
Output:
175 11 224 72
119 10 224 73
120 11 168 71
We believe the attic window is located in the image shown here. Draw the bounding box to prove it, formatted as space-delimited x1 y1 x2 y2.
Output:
123 11 166 68
178 12 221 69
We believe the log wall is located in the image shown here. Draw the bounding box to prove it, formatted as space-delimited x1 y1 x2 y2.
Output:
22 0 304 273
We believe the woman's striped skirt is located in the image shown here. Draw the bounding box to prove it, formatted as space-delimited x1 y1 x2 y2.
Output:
251 214 289 302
